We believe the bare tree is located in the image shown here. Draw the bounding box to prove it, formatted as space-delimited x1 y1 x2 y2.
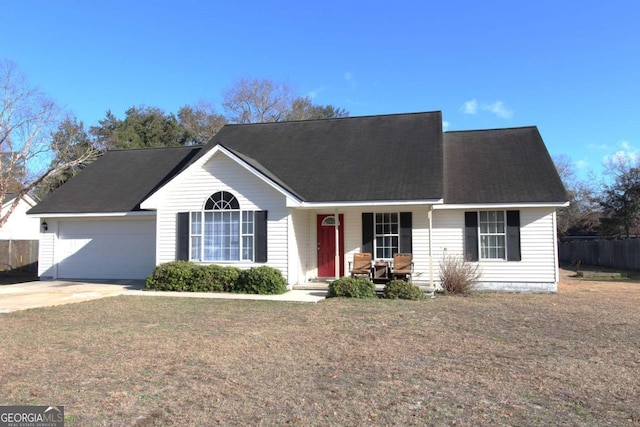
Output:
222 78 350 124
284 96 349 121
0 60 97 228
178 102 227 144
222 78 296 124
553 154 600 237
599 153 640 237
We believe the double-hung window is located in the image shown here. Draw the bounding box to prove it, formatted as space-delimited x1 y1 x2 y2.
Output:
465 210 520 262
374 213 399 259
190 191 254 262
479 211 506 259
362 212 412 259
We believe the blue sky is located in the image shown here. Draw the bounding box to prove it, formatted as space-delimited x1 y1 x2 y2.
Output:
2 0 639 179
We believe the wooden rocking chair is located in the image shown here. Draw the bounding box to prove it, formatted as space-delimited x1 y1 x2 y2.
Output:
392 253 414 282
349 253 373 279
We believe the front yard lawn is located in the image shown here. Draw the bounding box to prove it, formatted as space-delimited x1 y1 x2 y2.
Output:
1 279 639 426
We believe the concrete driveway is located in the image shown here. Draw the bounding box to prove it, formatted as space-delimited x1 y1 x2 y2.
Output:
0 280 326 313
0 280 143 313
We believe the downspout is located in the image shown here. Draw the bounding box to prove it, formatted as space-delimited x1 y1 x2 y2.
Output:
428 206 434 288
552 210 559 290
334 208 340 279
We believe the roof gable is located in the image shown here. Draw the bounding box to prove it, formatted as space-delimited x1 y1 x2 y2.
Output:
140 144 305 210
444 127 568 204
203 111 445 202
2 193 38 208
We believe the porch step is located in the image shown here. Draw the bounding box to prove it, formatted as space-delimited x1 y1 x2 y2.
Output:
293 283 331 291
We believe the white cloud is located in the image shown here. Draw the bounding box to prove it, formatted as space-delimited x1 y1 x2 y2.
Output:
603 150 639 166
442 120 450 131
461 99 513 119
600 141 639 166
462 99 478 114
344 72 357 89
307 87 326 99
483 101 513 119
575 159 589 169
588 142 610 151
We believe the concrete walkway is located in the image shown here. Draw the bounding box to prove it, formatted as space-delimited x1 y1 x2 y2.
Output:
0 280 327 313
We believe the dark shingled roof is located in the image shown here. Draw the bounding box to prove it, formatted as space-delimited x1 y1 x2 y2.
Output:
28 112 568 215
29 146 201 214
444 127 568 204
221 145 305 201
1 193 17 204
205 111 444 202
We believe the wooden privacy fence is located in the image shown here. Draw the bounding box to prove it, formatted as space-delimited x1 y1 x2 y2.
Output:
0 240 39 273
559 238 640 271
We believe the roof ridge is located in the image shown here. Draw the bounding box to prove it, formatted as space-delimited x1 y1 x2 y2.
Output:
445 125 537 134
108 145 202 152
222 110 443 127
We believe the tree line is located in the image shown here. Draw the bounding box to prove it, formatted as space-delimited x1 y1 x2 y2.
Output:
0 60 348 227
555 153 640 239
2 59 639 237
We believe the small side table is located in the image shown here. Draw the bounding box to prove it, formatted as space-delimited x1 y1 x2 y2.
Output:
373 261 389 280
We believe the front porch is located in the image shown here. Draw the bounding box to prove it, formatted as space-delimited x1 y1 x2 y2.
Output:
290 207 437 292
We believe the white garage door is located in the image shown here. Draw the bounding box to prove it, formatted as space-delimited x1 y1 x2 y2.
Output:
57 219 156 280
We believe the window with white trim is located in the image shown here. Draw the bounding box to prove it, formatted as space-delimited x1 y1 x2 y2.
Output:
190 191 254 261
479 210 506 259
374 212 399 259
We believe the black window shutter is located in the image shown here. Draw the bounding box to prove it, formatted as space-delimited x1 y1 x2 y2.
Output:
362 213 374 255
255 210 268 263
177 212 189 261
399 212 412 253
464 212 479 261
506 210 521 261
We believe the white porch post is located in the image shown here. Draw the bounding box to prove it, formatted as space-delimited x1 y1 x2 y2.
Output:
428 207 434 288
334 208 340 278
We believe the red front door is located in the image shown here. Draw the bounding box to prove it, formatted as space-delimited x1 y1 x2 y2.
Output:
317 214 344 278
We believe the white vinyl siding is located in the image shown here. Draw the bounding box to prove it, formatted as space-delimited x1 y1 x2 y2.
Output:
37 221 57 278
303 206 557 290
148 150 559 290
154 153 289 279
0 198 40 240
431 208 558 287
290 209 310 284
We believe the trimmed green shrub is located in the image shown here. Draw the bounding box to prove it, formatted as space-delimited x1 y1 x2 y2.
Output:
145 261 197 291
327 277 376 298
191 264 241 292
383 279 427 300
145 262 241 292
232 266 288 295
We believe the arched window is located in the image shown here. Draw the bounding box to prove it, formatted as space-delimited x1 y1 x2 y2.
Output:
190 191 254 262
204 191 239 210
321 215 339 226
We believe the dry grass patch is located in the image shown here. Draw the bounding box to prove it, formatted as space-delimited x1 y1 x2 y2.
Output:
1 278 639 426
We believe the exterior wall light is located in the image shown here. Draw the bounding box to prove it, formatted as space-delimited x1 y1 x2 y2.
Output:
41 221 48 232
